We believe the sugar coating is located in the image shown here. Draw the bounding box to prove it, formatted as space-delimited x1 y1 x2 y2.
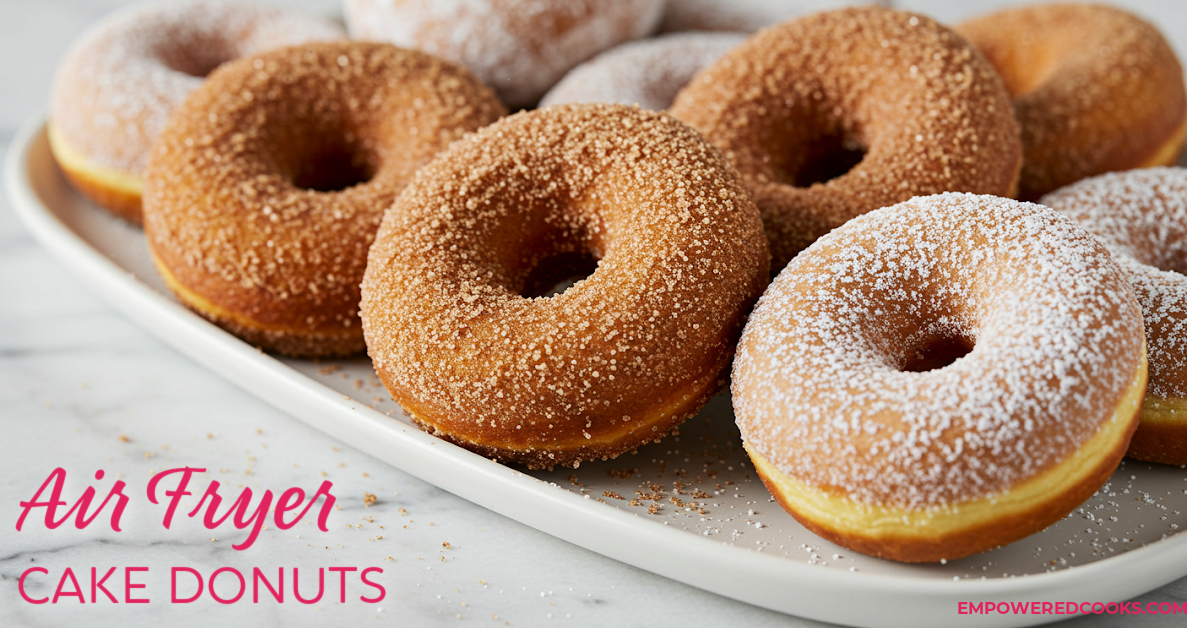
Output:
1041 167 1186 399
669 6 1021 272
143 42 505 357
659 0 887 33
50 0 344 174
360 103 770 469
343 0 664 107
958 4 1186 200
539 32 746 111
732 193 1144 509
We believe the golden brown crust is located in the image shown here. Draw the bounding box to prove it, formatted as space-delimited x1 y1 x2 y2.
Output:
54 159 143 226
361 103 770 469
753 400 1138 563
1126 397 1186 466
669 6 1021 272
957 3 1186 200
143 42 506 357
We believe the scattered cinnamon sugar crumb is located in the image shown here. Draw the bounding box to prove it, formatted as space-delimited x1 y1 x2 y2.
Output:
118 435 130 442
364 492 377 507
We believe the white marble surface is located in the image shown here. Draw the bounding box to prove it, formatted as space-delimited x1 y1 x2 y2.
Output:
0 1 1186 627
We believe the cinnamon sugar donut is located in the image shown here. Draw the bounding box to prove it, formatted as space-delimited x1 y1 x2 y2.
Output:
958 4 1186 200
1041 167 1186 466
143 42 506 357
49 0 344 224
343 0 665 107
733 193 1145 563
669 7 1021 272
360 104 770 469
539 32 746 111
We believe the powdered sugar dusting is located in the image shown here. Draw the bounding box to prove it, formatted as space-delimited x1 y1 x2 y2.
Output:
50 0 344 174
660 0 887 33
1040 167 1186 399
344 0 664 106
732 193 1143 509
539 32 745 111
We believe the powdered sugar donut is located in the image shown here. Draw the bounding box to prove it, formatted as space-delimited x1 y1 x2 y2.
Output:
343 0 665 107
660 0 889 33
1041 167 1186 466
732 193 1145 562
539 32 745 110
49 0 344 223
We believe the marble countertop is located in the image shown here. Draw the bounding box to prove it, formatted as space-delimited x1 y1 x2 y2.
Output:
0 1 1186 627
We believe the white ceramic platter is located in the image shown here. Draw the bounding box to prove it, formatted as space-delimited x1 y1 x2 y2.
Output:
6 117 1186 628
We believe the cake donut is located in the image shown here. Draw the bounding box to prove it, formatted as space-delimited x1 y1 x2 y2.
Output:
360 104 770 469
669 7 1021 273
143 42 506 357
49 0 344 224
732 193 1146 563
1041 167 1186 466
343 0 665 108
659 0 888 33
957 4 1186 200
539 32 746 111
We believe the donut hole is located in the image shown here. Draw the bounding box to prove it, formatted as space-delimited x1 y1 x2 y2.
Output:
156 40 239 78
792 134 866 188
291 140 378 192
519 250 600 298
902 334 974 372
162 53 226 78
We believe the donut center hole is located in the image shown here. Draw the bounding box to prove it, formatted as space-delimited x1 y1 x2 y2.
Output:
902 335 974 372
793 135 866 187
520 250 599 298
158 47 231 78
292 142 377 192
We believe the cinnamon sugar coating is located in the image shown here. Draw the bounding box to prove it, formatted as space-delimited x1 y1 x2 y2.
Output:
958 3 1186 200
1041 167 1186 465
49 0 344 222
734 193 1143 510
143 42 506 357
669 6 1021 272
361 104 770 469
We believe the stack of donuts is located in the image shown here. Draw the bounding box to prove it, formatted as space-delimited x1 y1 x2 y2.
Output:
48 0 1185 563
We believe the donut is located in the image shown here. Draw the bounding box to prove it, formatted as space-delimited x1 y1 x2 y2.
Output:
732 193 1146 563
659 0 887 33
142 42 506 357
957 4 1186 200
49 0 344 224
539 32 746 111
360 104 770 469
1041 167 1186 466
342 0 665 108
669 7 1022 273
